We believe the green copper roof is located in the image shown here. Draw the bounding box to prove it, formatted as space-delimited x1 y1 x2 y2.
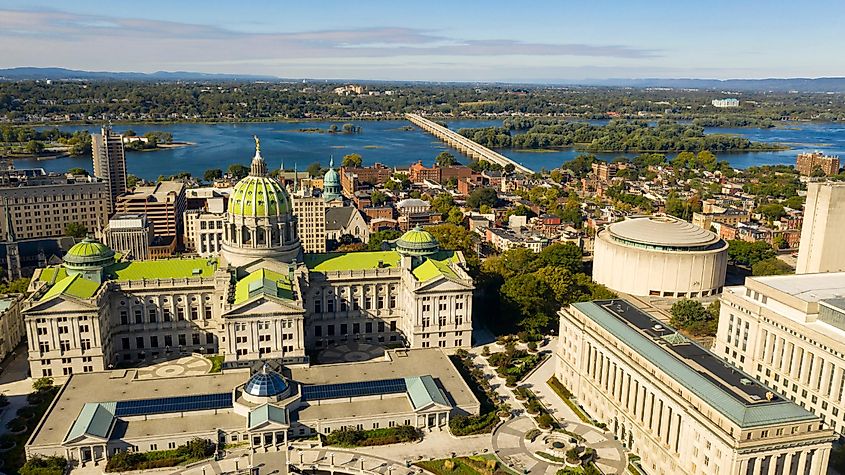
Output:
65 402 116 442
64 239 115 266
572 301 819 428
396 226 440 256
40 274 101 301
234 268 294 304
412 253 460 282
399 227 437 245
324 167 340 185
305 251 401 272
38 266 68 284
405 375 450 410
106 258 218 281
228 175 291 217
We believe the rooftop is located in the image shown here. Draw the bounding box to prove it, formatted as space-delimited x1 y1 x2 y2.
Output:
304 251 401 272
118 181 185 202
106 257 218 281
607 215 722 248
234 268 294 304
573 299 818 428
747 272 845 303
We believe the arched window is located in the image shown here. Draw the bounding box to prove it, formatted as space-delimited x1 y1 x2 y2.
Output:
256 227 266 245
242 226 251 244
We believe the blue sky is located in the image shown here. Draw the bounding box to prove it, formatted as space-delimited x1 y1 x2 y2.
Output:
1 0 842 81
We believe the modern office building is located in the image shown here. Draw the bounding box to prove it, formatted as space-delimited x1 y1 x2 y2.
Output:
23 140 474 379
714 272 845 435
796 182 845 274
102 214 152 260
592 215 728 297
557 299 835 475
712 98 740 108
91 126 127 213
114 181 186 242
25 348 480 468
795 152 840 177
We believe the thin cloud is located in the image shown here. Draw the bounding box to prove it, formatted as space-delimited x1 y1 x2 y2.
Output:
0 8 658 62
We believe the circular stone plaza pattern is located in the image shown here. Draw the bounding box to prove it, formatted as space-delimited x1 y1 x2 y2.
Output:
493 417 627 475
592 215 728 298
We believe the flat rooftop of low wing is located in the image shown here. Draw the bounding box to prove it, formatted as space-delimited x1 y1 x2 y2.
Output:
747 272 845 303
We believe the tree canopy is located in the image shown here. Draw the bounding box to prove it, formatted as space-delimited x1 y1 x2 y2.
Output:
341 153 363 168
670 299 719 337
435 151 458 167
752 257 793 276
728 240 776 267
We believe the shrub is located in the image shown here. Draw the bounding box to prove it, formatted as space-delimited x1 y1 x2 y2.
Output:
525 428 541 442
536 414 555 429
0 393 8 407
32 377 54 393
326 425 421 447
566 448 580 464
443 459 455 471
19 455 67 475
505 375 518 387
527 341 538 352
449 412 499 436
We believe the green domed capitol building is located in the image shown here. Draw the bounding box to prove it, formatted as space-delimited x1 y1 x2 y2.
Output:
22 138 474 379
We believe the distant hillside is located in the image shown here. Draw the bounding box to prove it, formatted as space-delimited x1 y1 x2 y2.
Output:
570 77 845 93
0 67 279 81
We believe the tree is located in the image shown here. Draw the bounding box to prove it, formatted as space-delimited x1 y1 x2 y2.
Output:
771 235 789 250
435 151 457 167
127 174 140 188
757 203 786 222
431 193 456 216
20 455 67 475
67 167 89 176
0 277 30 294
227 164 249 179
446 208 465 225
428 223 475 257
728 240 776 267
466 187 498 210
341 153 363 168
32 376 54 392
203 168 223 182
370 190 388 207
670 299 717 336
752 257 793 276
25 139 44 155
538 242 583 274
367 229 401 251
501 273 556 332
306 162 323 177
65 222 88 239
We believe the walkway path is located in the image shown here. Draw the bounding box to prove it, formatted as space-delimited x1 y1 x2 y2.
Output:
0 345 32 438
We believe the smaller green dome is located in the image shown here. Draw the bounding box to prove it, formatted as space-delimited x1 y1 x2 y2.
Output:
324 167 340 186
396 226 439 256
65 239 114 262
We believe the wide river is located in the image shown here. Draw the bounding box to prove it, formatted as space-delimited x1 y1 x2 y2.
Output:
20 120 845 180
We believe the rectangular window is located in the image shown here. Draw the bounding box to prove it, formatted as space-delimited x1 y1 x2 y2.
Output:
178 334 187 346
148 308 157 323
164 335 173 347
150 336 158 348
340 324 348 335
136 337 144 349
122 338 130 350
365 322 373 333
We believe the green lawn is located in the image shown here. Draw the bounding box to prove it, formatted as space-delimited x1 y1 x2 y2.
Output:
206 354 224 373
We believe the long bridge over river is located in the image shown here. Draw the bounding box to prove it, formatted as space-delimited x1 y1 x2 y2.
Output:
405 113 533 175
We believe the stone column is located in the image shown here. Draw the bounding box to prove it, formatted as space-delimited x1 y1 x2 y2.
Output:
751 456 763 475
795 450 808 474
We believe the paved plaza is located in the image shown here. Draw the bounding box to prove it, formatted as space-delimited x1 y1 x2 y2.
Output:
135 354 213 379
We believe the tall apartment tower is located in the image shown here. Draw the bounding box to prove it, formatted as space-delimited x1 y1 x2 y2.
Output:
796 182 845 274
92 126 127 214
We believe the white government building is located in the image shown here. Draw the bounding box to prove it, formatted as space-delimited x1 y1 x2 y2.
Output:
556 299 834 475
22 139 474 379
714 272 845 436
592 215 728 298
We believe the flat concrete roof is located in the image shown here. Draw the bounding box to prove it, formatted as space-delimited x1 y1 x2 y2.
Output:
289 348 477 410
607 215 720 248
31 349 477 448
30 369 249 447
747 272 845 303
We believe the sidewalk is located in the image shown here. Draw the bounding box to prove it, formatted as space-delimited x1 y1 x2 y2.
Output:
0 345 33 437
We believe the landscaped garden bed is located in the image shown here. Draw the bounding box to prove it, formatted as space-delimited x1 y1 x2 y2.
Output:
105 438 215 472
325 425 421 447
449 352 506 436
416 454 518 475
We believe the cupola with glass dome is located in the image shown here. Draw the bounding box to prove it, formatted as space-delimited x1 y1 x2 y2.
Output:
221 136 302 267
242 363 292 403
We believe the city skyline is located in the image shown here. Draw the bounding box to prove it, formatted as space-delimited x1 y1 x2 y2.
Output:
2 0 844 82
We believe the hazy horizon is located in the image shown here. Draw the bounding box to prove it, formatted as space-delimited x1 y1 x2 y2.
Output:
2 0 844 82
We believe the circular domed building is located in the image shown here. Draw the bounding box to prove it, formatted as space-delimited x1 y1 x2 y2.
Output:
63 238 115 283
221 137 302 267
395 226 439 257
242 364 292 403
592 215 728 298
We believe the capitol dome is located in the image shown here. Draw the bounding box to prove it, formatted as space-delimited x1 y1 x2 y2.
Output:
396 226 439 256
228 176 291 218
220 136 302 267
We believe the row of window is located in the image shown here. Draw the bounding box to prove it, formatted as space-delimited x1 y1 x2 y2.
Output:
120 332 214 351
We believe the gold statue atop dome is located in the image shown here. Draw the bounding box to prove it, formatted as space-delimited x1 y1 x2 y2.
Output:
254 135 261 154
